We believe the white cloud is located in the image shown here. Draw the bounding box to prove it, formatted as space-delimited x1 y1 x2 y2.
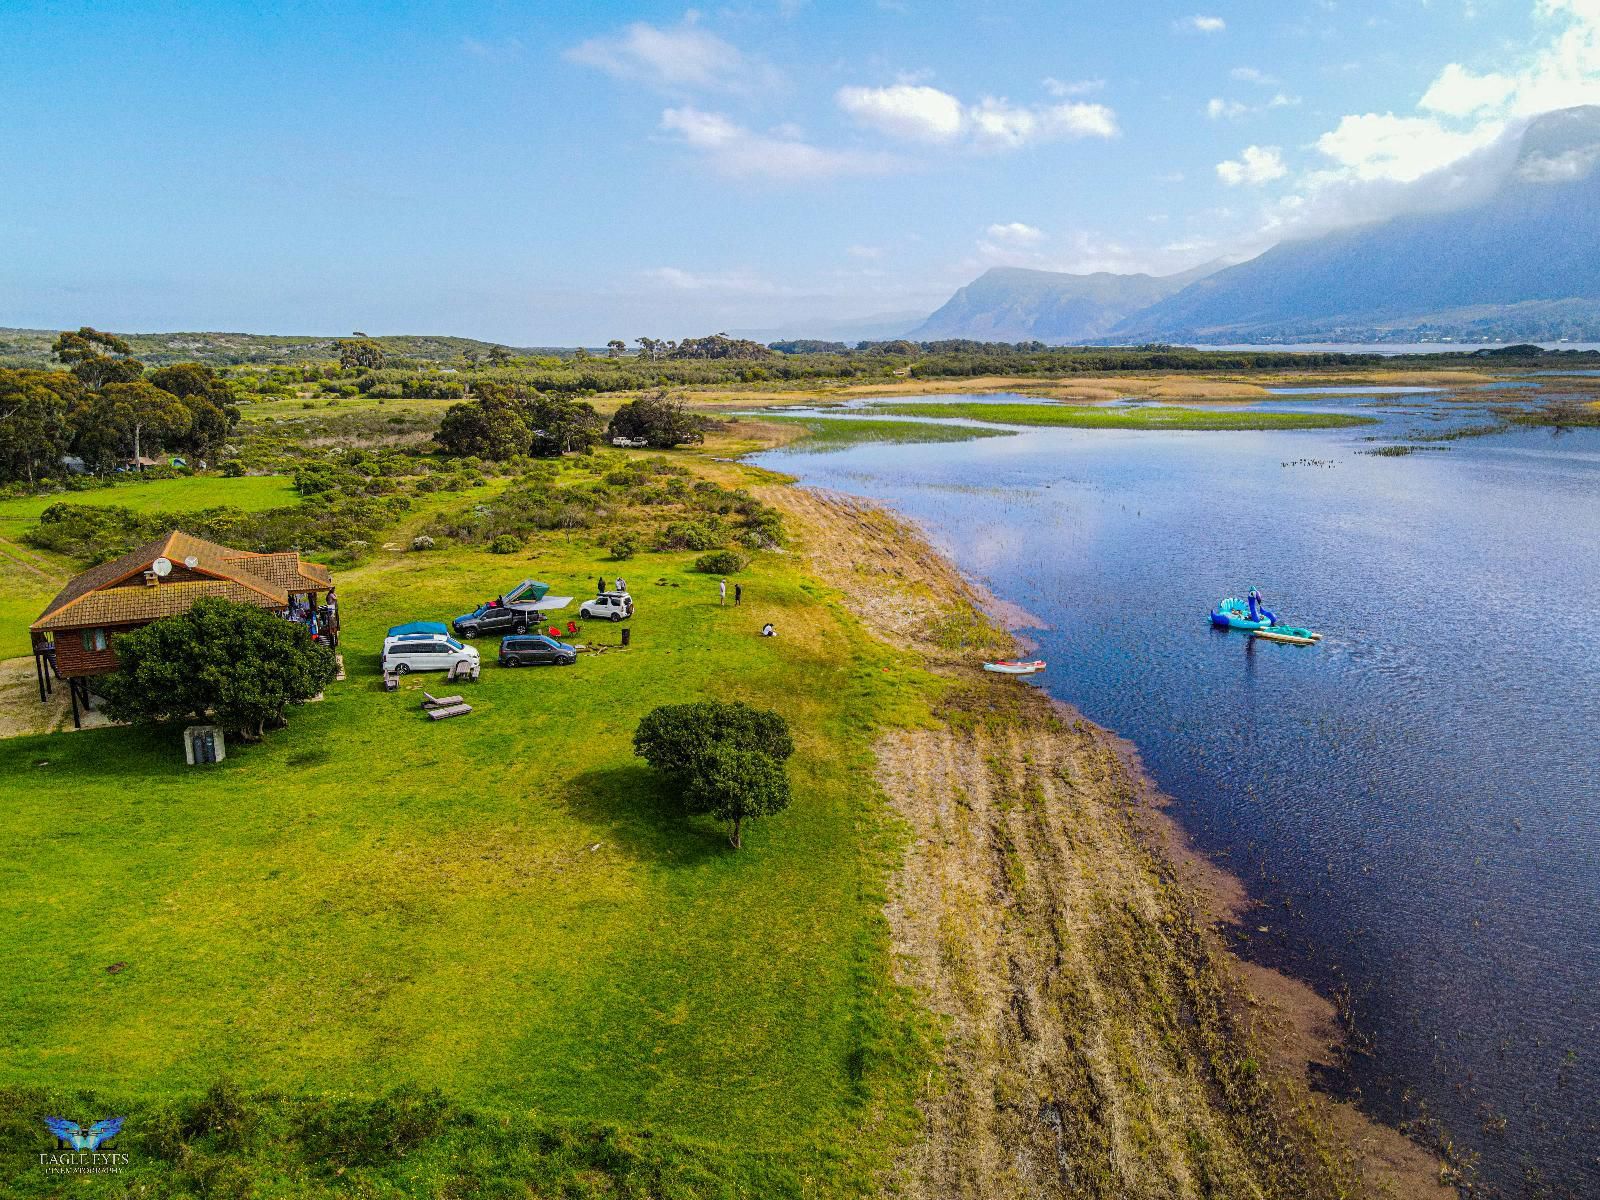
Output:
567 15 780 94
1313 113 1506 182
640 267 792 296
1216 145 1288 185
1207 97 1249 119
847 244 885 259
837 84 1117 148
1176 15 1226 33
1419 63 1518 116
835 84 966 142
1043 77 1106 96
1230 66 1278 85
969 97 1118 146
985 222 1044 243
659 107 896 179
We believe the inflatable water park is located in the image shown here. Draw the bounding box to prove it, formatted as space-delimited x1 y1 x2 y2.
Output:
1210 588 1322 645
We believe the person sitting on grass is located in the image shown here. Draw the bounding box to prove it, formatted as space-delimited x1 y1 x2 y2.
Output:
761 623 775 637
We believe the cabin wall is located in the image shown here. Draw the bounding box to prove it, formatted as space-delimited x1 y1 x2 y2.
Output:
52 624 141 677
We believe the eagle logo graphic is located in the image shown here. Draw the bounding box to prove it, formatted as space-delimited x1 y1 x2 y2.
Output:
44 1116 124 1151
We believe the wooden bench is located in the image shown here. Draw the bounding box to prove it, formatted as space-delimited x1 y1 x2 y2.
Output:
421 692 464 708
426 703 473 721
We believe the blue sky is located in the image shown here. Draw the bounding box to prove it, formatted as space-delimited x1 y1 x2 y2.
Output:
4 0 1599 344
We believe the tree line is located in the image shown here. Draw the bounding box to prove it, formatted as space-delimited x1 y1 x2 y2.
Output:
0 328 239 485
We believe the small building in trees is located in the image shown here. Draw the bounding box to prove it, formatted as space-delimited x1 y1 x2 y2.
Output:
28 530 337 727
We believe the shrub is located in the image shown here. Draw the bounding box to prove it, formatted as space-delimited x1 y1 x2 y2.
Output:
489 533 520 554
694 550 747 574
655 520 722 552
220 460 245 477
609 533 639 560
411 535 436 551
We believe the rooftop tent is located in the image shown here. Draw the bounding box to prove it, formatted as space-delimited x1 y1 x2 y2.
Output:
503 580 550 604
388 621 449 638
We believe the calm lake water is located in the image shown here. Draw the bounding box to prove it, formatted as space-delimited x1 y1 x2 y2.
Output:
754 396 1600 1198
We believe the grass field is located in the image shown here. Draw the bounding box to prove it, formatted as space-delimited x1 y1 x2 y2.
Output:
860 400 1378 430
0 497 934 1194
0 476 301 660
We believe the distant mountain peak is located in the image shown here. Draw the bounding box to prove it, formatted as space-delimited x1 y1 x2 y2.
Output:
911 261 1223 344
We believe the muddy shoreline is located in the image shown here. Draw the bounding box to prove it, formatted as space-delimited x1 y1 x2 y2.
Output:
765 479 1454 1199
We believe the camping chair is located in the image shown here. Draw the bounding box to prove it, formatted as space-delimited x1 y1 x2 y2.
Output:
548 626 561 638
566 620 578 635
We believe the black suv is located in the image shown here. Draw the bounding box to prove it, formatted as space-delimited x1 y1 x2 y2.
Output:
453 603 532 639
499 633 578 667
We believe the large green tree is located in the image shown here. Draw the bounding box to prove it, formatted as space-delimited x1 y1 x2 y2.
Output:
51 327 144 390
0 369 79 484
683 742 791 849
69 380 192 470
607 392 704 448
633 700 795 848
434 390 532 459
99 597 338 740
336 338 386 371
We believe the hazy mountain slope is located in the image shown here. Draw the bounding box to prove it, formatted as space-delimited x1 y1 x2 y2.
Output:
1111 106 1600 343
911 262 1220 343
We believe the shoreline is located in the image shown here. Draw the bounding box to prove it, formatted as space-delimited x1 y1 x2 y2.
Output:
762 477 1455 1198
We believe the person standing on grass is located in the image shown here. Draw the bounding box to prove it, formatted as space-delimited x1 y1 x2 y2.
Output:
719 578 727 606
598 575 606 594
735 582 742 606
616 575 626 593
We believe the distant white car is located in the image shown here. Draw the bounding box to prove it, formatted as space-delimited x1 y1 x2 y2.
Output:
580 591 634 622
611 436 649 448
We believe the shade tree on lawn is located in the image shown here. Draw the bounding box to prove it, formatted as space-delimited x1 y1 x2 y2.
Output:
633 700 794 849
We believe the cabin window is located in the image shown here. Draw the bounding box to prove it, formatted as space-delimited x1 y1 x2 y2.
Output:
81 628 107 652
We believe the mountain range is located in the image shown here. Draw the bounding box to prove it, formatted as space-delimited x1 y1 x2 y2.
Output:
908 262 1221 343
909 105 1600 346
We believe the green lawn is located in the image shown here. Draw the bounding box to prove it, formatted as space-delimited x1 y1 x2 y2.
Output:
0 476 299 659
0 529 932 1194
861 400 1378 430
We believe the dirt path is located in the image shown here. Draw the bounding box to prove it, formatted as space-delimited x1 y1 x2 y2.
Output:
766 484 1456 1200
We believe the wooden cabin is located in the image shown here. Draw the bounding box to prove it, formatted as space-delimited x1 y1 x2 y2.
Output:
28 530 337 727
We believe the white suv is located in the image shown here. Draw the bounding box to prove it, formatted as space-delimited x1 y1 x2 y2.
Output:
580 592 634 622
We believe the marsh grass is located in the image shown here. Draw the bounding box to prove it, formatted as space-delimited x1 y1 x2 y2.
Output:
764 415 1015 451
860 401 1377 431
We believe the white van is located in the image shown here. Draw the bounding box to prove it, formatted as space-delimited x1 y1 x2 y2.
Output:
381 632 481 676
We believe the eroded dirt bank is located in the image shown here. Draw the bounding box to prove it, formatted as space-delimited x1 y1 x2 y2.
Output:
765 484 1455 1200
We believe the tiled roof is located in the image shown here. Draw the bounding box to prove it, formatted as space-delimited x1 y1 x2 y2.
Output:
31 529 331 633
221 551 332 591
35 579 288 631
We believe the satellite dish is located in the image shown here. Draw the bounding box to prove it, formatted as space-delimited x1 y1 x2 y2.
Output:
151 557 172 577
183 555 199 568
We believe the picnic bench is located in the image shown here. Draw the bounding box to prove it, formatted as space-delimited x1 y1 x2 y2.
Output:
426 703 473 721
421 692 464 708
